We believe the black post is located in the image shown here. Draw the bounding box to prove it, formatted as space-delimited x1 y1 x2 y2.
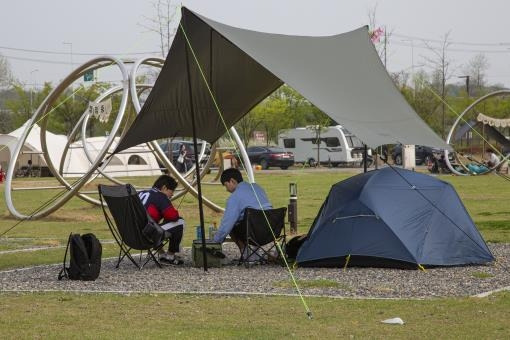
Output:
458 75 470 98
363 144 368 173
182 9 208 271
288 183 298 234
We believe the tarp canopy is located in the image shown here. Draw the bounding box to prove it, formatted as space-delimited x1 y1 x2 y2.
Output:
115 6 449 154
297 167 494 268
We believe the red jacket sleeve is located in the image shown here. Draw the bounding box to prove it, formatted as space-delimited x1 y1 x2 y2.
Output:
162 205 179 222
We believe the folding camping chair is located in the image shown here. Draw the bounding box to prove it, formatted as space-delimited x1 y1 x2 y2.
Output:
98 184 165 270
237 207 287 266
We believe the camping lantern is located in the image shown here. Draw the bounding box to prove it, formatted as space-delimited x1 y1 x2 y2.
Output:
288 182 298 234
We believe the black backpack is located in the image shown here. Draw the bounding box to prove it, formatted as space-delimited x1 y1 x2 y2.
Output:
58 233 102 281
285 234 308 260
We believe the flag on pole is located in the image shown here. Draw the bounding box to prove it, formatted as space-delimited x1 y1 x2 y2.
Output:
370 27 384 43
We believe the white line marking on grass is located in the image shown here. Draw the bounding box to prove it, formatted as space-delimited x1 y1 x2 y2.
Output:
0 246 65 254
0 288 425 300
0 241 115 255
472 286 510 298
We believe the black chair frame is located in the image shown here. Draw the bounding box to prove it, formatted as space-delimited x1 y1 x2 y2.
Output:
237 207 287 266
98 184 165 270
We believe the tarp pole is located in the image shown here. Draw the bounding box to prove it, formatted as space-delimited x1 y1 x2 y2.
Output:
363 144 368 173
182 9 208 271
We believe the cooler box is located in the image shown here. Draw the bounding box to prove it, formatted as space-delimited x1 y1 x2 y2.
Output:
192 240 223 268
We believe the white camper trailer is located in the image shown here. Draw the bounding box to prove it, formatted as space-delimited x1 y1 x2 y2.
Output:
278 125 371 167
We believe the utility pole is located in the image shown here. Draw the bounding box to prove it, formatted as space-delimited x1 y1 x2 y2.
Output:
458 75 470 97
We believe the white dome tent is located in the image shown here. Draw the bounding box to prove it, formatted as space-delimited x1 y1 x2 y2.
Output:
0 121 161 178
63 136 162 178
0 121 67 175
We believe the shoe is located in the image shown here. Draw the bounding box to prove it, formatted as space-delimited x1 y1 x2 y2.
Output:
159 252 184 265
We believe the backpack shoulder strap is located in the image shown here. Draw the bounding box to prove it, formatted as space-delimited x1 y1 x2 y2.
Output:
71 234 89 261
58 233 73 280
82 233 102 262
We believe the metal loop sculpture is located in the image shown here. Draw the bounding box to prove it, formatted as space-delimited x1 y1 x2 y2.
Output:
4 57 253 220
445 90 510 175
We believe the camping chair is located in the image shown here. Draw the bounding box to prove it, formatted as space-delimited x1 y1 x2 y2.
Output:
98 184 165 270
237 207 287 266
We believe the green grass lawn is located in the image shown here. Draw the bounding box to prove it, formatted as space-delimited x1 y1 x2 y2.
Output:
1 170 508 256
0 291 509 339
0 170 509 338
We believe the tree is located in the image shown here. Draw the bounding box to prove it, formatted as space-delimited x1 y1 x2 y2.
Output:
401 70 442 134
306 119 331 167
423 32 453 139
140 0 179 58
50 82 116 136
462 53 489 96
272 85 308 127
5 82 113 138
0 54 12 88
6 82 53 127
251 97 289 146
235 111 261 147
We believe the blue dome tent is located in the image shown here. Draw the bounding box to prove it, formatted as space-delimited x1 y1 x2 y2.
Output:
297 168 494 268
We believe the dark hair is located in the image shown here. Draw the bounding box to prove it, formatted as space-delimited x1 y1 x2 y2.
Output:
220 168 243 184
152 175 178 190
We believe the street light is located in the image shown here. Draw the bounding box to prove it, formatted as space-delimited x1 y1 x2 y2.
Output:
29 69 39 116
62 42 73 73
62 42 74 100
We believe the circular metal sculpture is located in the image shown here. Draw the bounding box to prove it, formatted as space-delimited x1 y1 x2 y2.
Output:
4 56 253 219
445 90 510 175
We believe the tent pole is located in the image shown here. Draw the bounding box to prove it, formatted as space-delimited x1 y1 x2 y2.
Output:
363 144 368 173
182 9 208 271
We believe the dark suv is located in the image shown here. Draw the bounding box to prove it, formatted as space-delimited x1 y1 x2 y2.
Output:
391 144 435 165
158 140 210 166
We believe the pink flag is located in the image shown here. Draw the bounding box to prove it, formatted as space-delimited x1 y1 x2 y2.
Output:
370 27 384 43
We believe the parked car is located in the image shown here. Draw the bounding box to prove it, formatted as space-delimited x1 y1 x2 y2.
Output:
391 144 435 165
246 146 294 170
158 140 210 167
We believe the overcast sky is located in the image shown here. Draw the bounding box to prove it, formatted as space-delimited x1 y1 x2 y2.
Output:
1 0 509 89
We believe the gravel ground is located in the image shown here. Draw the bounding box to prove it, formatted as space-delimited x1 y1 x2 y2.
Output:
1 243 509 299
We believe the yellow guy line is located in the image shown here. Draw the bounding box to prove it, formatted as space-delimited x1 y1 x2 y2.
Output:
179 21 313 319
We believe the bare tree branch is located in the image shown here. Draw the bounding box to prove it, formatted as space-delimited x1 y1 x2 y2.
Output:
421 32 454 138
139 0 179 58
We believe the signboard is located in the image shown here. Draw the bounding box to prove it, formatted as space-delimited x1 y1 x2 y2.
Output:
253 131 266 143
88 98 112 123
83 70 94 82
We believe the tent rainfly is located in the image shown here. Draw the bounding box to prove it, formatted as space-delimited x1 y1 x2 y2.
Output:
114 7 449 154
296 167 494 268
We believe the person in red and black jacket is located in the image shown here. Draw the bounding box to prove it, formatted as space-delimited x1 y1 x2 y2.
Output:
138 175 185 265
